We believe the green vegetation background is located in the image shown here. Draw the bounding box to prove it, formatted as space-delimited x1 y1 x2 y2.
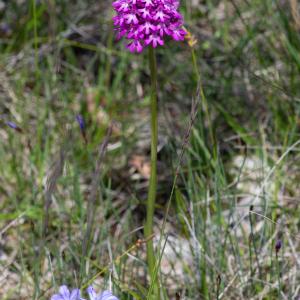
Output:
0 0 300 299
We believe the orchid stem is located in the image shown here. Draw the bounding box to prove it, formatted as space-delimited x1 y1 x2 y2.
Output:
144 46 160 298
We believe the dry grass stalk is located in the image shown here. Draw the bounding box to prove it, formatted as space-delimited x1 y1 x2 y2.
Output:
290 0 300 29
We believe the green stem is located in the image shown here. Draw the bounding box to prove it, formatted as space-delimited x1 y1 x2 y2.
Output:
191 47 211 298
276 251 282 298
32 0 39 76
144 47 159 298
191 48 215 153
105 20 114 89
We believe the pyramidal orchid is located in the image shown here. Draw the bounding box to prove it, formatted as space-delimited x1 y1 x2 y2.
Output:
112 0 186 53
112 1 186 298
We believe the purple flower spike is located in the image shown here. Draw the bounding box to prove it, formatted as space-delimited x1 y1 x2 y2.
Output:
112 0 186 53
87 286 119 300
51 285 85 300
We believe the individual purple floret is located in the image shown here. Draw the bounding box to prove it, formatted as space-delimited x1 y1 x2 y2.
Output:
87 286 119 300
51 285 85 300
112 0 186 53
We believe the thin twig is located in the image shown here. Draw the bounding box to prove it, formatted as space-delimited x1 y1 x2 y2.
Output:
81 124 113 278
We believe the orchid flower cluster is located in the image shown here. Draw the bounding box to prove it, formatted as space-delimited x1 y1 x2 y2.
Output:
112 0 186 53
51 285 119 300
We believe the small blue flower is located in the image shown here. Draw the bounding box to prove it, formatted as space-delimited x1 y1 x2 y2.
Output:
51 285 85 300
87 286 119 300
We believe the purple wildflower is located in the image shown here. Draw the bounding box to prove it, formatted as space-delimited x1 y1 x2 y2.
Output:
76 115 85 131
0 23 12 36
6 121 18 129
112 0 186 53
6 121 22 133
87 286 119 300
76 114 88 144
51 285 85 300
275 239 282 253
